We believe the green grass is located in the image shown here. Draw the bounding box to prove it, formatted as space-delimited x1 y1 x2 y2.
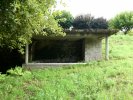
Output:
0 34 133 100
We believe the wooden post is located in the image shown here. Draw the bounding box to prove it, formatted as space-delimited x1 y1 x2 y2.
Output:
105 34 109 60
25 44 29 64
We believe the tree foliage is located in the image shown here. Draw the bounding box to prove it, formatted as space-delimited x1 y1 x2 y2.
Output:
0 0 64 53
72 14 94 29
72 14 108 29
91 17 108 29
53 10 74 29
109 11 133 34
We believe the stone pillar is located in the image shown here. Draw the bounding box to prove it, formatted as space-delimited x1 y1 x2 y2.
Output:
84 39 102 62
25 44 29 64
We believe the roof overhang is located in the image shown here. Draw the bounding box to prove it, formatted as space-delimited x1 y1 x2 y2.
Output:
33 29 119 40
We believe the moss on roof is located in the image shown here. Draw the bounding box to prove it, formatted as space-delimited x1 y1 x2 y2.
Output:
64 29 119 36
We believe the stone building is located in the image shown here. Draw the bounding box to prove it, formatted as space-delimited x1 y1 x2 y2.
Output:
24 29 118 67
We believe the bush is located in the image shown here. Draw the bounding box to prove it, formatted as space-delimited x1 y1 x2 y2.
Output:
53 10 74 29
91 17 108 29
72 14 94 29
72 14 108 29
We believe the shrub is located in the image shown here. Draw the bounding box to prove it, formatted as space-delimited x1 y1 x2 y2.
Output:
91 17 108 29
72 14 108 29
72 14 94 29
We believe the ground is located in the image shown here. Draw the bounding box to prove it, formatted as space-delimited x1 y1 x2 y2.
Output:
0 33 133 100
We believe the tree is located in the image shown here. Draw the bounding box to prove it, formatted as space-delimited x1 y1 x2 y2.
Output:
109 11 133 34
0 0 64 53
91 17 108 29
53 10 74 29
72 14 108 29
72 14 94 29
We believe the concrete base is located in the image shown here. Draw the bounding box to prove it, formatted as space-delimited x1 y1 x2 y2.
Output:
23 63 87 69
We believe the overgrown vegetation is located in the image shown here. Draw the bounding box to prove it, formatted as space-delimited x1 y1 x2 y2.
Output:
0 34 133 99
0 0 64 53
72 14 108 29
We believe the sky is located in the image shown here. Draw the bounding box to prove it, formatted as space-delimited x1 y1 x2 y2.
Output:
56 0 133 19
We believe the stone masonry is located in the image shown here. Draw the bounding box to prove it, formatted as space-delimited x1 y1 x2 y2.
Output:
85 39 102 61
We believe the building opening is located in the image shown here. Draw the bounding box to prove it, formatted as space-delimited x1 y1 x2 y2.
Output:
29 39 84 63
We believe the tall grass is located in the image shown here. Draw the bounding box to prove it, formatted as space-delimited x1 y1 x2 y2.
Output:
0 34 133 100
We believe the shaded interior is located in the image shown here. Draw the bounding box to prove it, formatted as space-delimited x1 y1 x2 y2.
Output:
30 39 84 63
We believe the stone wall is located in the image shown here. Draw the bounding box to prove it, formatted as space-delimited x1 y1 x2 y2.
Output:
84 39 102 62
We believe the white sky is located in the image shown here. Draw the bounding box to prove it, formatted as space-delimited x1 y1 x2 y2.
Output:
56 0 133 19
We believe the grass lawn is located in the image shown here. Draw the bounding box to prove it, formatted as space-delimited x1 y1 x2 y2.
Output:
0 34 133 100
